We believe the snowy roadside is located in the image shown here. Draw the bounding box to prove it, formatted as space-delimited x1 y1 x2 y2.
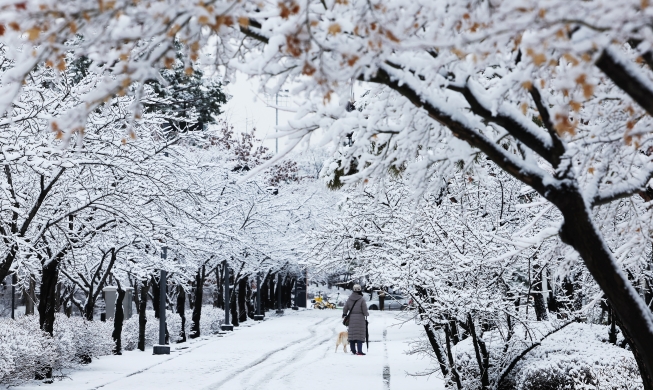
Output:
8 310 443 390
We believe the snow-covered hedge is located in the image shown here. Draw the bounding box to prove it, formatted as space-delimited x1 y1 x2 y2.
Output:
450 322 643 390
507 323 642 390
122 307 225 350
0 314 113 384
0 307 225 384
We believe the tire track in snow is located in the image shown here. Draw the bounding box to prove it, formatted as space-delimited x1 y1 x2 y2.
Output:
88 329 242 390
383 328 390 390
204 316 331 390
243 316 340 389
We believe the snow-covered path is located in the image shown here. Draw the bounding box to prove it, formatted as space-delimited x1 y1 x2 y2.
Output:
13 310 444 390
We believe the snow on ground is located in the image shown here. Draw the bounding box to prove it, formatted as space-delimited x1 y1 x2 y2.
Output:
10 309 444 390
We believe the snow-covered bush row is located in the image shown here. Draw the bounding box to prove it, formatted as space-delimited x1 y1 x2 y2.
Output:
0 315 112 384
122 307 225 351
449 323 642 390
0 308 225 384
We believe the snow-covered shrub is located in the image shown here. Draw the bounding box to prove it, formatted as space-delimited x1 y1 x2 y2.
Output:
52 314 113 366
196 306 225 336
121 311 159 351
450 322 643 390
0 314 114 384
508 323 643 390
121 308 224 351
0 317 56 384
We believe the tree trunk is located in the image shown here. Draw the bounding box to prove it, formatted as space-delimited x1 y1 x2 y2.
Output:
238 276 248 323
38 260 59 337
151 275 160 319
217 265 224 309
177 285 186 343
230 288 239 327
424 324 449 377
444 323 462 390
112 286 125 355
190 266 204 338
261 275 269 311
532 269 548 321
468 314 490 389
138 280 149 352
25 277 36 315
133 278 140 315
555 191 653 390
269 274 275 310
37 258 60 379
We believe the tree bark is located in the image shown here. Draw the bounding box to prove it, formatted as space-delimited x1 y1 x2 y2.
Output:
532 269 548 321
25 276 35 315
555 191 653 390
112 285 125 355
261 274 269 311
151 275 160 319
38 257 61 379
424 324 449 377
138 280 149 351
444 323 463 390
238 276 248 323
269 274 275 310
177 285 186 343
468 314 490 389
190 266 204 338
38 259 59 337
230 287 239 327
133 277 140 315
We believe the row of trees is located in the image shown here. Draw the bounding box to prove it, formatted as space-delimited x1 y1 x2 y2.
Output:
3 0 653 386
0 42 333 378
309 163 651 387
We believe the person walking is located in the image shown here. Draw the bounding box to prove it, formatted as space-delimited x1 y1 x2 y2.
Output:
378 290 386 311
342 284 369 355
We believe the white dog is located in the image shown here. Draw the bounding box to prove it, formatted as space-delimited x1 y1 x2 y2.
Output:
335 331 349 353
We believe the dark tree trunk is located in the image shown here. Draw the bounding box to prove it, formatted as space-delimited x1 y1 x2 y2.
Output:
214 267 221 308
238 276 248 323
190 266 205 338
546 272 558 313
25 277 36 315
151 275 160 319
284 278 294 308
37 258 60 379
269 274 276 310
38 260 59 337
444 323 462 390
177 285 187 343
532 270 548 321
555 192 653 390
246 278 254 318
54 282 62 313
261 275 269 311
112 286 125 355
133 278 140 315
447 315 460 345
138 280 149 352
217 266 224 309
468 314 490 389
424 324 449 377
609 304 618 344
230 288 239 327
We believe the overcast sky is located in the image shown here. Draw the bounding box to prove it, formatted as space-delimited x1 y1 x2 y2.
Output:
217 73 297 154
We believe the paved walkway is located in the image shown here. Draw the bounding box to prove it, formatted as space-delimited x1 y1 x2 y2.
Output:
13 309 444 390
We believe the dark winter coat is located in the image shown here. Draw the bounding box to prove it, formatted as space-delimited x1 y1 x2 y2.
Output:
343 293 369 341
